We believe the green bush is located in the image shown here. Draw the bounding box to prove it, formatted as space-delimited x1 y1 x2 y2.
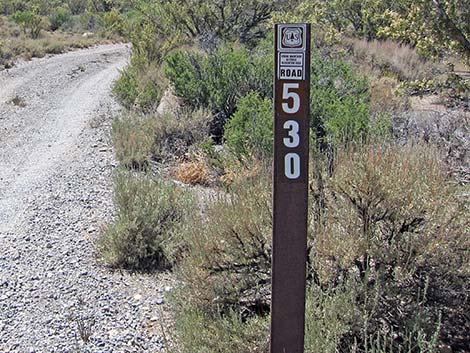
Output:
111 113 156 169
113 57 163 112
166 44 369 148
173 304 270 353
310 55 370 147
163 50 208 108
224 92 273 158
103 8 124 35
98 170 194 270
12 10 43 38
79 10 103 31
48 7 71 31
164 42 273 136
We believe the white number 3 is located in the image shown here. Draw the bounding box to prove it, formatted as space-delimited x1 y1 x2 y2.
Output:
283 120 300 148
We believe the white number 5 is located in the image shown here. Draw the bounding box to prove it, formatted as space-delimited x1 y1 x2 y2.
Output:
282 83 300 114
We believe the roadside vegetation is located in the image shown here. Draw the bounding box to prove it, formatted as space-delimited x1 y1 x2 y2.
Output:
0 0 129 69
31 0 468 351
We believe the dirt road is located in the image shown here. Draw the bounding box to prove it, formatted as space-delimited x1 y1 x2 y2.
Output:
0 44 172 352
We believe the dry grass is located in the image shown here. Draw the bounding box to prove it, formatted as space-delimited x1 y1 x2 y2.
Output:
347 38 443 82
0 16 109 69
370 76 409 114
174 160 212 186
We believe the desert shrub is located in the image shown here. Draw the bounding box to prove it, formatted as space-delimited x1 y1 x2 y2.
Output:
103 8 124 35
310 142 468 351
98 170 194 270
177 175 272 316
163 50 208 108
347 38 442 82
79 10 102 31
173 173 272 351
173 304 270 353
48 7 71 31
112 113 156 169
11 10 43 38
224 92 273 159
121 2 184 64
167 43 370 149
150 108 212 161
392 110 469 184
310 55 370 147
173 141 467 351
164 42 273 137
113 57 164 112
40 38 66 54
304 281 359 353
112 108 211 168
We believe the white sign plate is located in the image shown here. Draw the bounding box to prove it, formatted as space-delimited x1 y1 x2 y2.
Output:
277 24 307 80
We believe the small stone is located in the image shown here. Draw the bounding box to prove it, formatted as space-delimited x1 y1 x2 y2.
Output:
133 294 143 301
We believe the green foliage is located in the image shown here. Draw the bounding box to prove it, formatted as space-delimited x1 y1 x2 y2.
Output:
304 281 358 352
121 2 184 64
310 55 370 146
12 10 43 38
165 43 272 116
0 0 28 15
224 92 273 158
78 10 103 31
126 0 283 49
48 6 71 31
111 113 156 169
113 58 163 112
103 8 123 34
173 304 270 353
377 0 470 58
98 170 194 270
287 0 470 58
165 42 370 153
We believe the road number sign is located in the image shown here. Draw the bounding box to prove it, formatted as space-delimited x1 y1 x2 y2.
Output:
271 23 310 353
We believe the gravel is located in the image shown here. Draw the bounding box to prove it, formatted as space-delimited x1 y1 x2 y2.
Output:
0 44 176 352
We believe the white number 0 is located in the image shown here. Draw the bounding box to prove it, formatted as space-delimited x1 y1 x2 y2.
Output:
282 83 300 114
285 153 301 179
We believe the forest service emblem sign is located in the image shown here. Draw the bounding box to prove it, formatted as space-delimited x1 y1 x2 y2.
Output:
282 27 303 48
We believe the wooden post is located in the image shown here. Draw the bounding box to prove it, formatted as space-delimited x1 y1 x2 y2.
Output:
271 23 311 353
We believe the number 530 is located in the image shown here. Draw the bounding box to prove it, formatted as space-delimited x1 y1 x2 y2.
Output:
281 83 302 180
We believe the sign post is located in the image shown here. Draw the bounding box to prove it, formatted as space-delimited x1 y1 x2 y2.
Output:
271 23 310 353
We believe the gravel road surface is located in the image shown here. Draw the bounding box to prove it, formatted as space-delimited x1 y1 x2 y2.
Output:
0 44 174 352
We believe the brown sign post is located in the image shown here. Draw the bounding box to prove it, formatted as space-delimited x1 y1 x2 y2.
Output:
271 23 310 353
